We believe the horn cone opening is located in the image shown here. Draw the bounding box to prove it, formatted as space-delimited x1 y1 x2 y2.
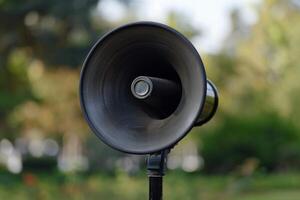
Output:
101 45 183 120
80 22 206 154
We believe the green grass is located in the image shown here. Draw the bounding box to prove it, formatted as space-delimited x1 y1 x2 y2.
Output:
0 170 300 200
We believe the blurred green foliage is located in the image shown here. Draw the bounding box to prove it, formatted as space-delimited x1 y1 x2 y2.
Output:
0 0 300 185
0 0 110 140
199 0 300 173
0 0 300 199
201 113 300 173
1 171 300 200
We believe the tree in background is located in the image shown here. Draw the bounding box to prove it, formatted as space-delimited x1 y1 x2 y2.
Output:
0 0 118 171
1 0 300 174
201 0 300 173
0 0 101 139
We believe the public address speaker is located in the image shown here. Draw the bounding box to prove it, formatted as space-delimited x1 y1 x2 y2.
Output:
79 22 218 154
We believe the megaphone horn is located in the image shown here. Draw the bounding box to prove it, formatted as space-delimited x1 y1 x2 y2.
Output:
79 22 218 154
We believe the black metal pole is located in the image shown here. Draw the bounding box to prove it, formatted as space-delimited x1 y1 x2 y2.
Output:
146 150 169 200
149 176 163 200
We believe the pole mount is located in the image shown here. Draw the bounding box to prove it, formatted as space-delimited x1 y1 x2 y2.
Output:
146 149 169 200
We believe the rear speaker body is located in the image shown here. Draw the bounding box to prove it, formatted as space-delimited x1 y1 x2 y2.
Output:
79 22 218 154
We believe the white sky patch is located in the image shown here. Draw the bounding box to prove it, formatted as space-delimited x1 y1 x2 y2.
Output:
98 0 262 53
97 0 127 22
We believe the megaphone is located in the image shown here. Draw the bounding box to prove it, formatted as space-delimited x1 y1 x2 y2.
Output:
79 22 218 155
